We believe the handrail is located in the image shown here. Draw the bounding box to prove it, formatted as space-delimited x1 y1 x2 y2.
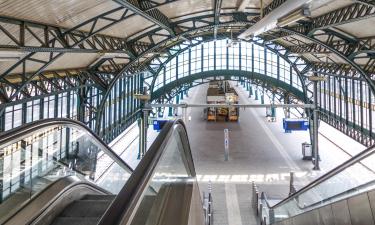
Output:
2 176 111 225
271 144 375 209
0 118 133 173
98 119 195 225
295 177 375 210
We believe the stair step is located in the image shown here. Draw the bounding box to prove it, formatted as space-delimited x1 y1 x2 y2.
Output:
81 194 116 201
51 217 99 225
59 200 112 217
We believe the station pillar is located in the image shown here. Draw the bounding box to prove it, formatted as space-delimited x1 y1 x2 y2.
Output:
138 108 150 159
309 74 325 170
135 89 151 159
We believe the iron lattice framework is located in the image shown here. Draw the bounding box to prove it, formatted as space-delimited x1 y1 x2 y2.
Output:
0 0 373 146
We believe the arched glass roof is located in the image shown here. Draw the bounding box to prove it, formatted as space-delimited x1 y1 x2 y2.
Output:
153 40 303 92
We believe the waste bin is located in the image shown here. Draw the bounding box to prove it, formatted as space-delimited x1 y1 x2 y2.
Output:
302 142 312 160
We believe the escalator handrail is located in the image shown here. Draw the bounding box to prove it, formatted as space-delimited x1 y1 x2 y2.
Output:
271 143 375 209
0 118 133 173
98 119 195 225
3 176 111 225
295 177 375 210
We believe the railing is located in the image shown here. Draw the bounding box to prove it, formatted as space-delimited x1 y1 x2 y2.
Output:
98 119 204 225
0 118 133 222
203 181 214 225
253 144 375 224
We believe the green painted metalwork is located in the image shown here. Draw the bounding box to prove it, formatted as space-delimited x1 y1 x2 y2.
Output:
151 70 305 101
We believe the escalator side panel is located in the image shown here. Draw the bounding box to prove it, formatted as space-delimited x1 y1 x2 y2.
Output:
369 190 375 221
318 204 334 225
188 182 206 225
347 193 375 225
331 199 353 225
292 209 320 225
275 189 375 225
3 176 109 225
3 176 78 225
33 185 108 225
146 182 193 225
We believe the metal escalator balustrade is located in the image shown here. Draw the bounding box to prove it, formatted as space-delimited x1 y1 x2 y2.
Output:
259 144 375 224
98 119 206 225
0 118 133 224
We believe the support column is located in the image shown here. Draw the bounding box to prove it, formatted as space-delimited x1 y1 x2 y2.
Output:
312 79 320 170
271 93 276 118
0 109 4 132
309 74 325 170
138 108 150 159
284 94 291 118
136 88 150 159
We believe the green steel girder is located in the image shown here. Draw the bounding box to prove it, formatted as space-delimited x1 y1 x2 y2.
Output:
113 0 177 36
262 0 287 16
0 0 184 103
259 1 375 86
151 70 306 101
319 108 374 146
0 8 136 102
94 13 259 132
355 0 375 7
146 36 309 104
214 0 223 39
0 15 134 55
90 11 258 73
214 0 223 25
288 3 375 35
279 28 375 93
0 9 258 105
155 79 305 114
0 68 100 103
0 0 373 146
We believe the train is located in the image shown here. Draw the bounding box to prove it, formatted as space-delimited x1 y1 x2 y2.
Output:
204 80 239 122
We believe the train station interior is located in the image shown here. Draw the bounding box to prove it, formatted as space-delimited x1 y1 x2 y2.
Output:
0 0 374 224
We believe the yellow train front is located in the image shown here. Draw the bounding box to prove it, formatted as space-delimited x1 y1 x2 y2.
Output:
205 81 239 122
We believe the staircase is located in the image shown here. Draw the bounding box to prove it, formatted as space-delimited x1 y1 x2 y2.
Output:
51 194 115 225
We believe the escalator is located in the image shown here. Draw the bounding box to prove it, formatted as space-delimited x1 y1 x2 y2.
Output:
0 118 205 225
258 144 375 225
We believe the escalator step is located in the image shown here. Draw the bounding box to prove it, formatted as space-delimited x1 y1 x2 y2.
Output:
59 200 112 217
81 194 116 201
51 217 99 225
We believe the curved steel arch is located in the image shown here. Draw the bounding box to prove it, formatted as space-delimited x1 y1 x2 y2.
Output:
151 70 306 102
94 20 257 133
148 36 309 101
279 27 375 94
153 79 297 106
94 26 316 132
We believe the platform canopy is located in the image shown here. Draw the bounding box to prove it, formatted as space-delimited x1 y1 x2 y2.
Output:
0 0 374 100
0 0 374 145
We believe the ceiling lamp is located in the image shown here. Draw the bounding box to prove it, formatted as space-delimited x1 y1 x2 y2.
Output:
277 7 311 27
0 51 25 62
238 0 313 40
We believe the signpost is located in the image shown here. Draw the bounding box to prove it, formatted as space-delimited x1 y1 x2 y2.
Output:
224 129 229 161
